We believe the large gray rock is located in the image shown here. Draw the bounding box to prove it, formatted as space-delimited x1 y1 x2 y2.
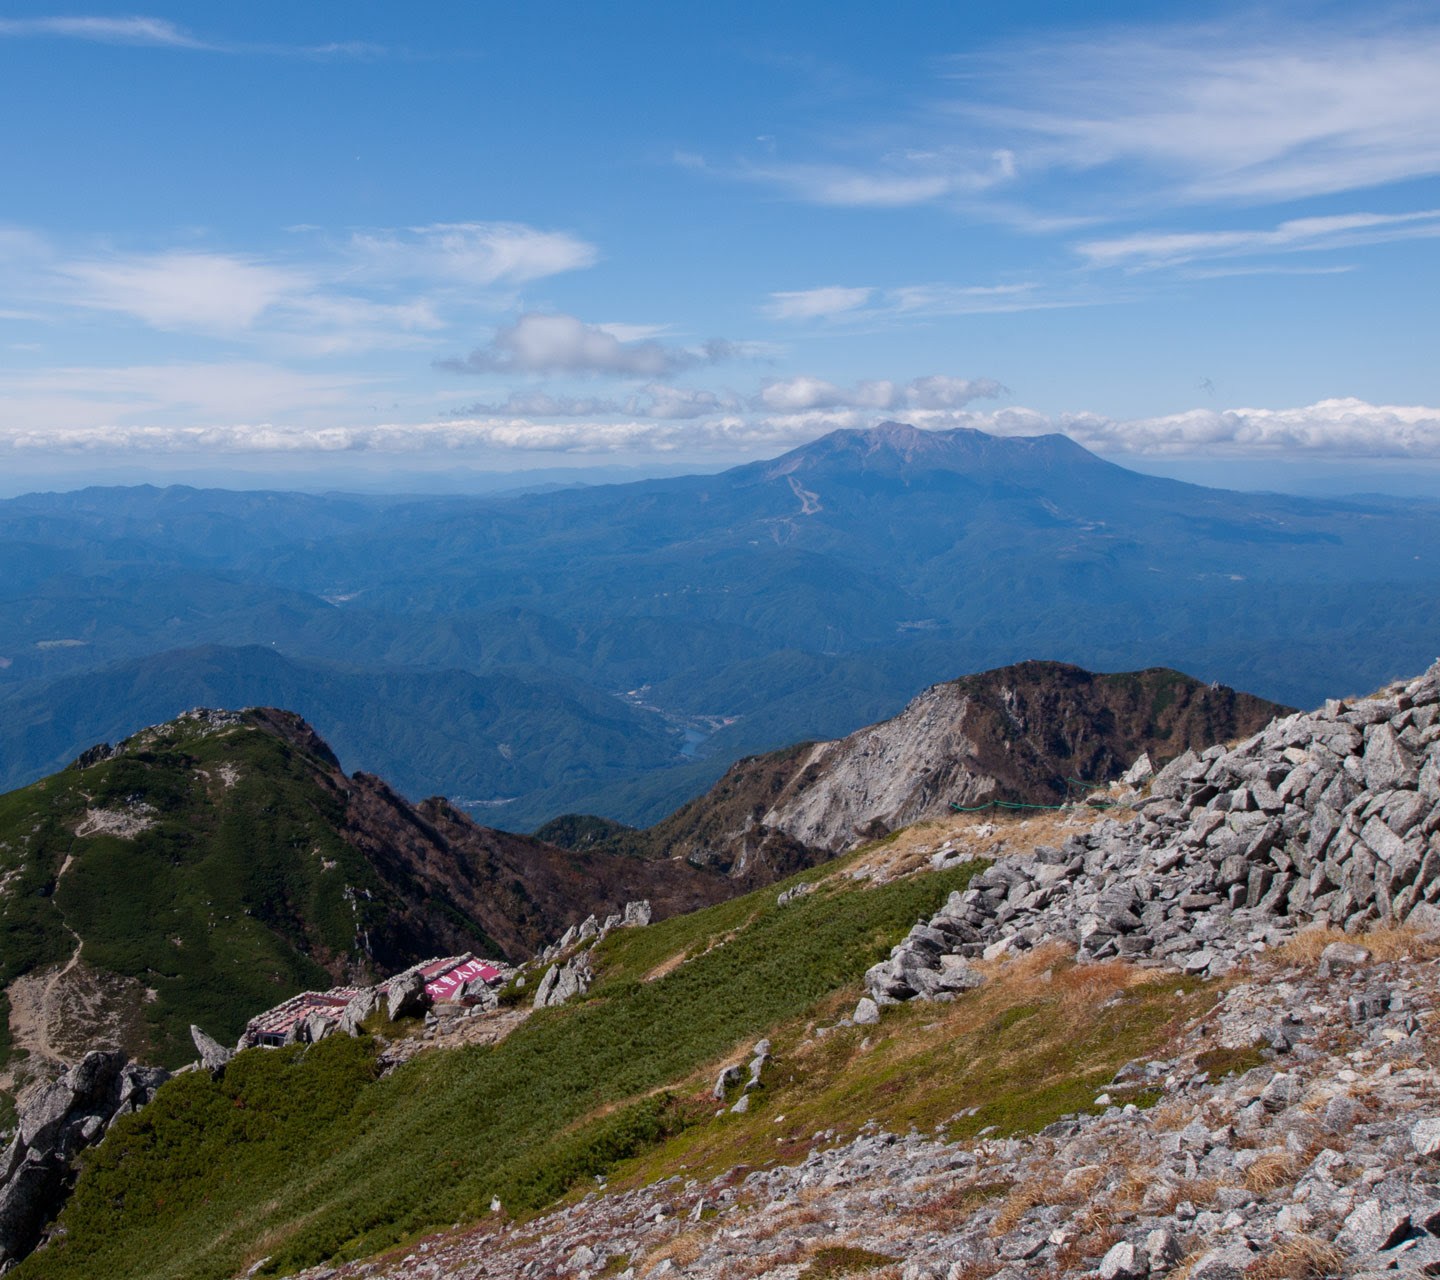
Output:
623 900 653 927
338 988 382 1037
1364 724 1419 792
534 958 589 1009
0 1051 164 1271
17 1082 74 1153
1098 1240 1147 1280
712 1066 742 1100
385 969 430 1021
1413 1117 1440 1156
1188 1244 1254 1280
1336 1198 1413 1254
191 1024 235 1072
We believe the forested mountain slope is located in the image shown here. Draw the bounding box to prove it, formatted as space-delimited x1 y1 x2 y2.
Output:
1 423 1435 828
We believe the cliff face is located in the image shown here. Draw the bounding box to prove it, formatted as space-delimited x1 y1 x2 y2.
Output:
757 662 1288 852
548 662 1289 877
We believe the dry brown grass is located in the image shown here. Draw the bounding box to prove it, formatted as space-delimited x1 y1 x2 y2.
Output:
902 1180 1012 1231
1244 1150 1300 1195
1274 924 1342 966
1166 1247 1212 1280
1245 1234 1348 1279
1057 1165 1104 1203
1052 1223 1126 1273
989 1176 1059 1235
641 1227 711 1270
1275 922 1440 966
1051 957 1151 1010
1149 1100 1198 1131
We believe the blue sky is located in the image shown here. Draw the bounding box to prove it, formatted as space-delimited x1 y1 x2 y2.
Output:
2 0 1439 490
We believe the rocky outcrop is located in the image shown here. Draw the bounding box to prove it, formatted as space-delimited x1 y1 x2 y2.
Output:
533 956 591 1010
189 1024 233 1074
0 1052 168 1272
867 660 1440 1009
541 662 1286 882
535 900 653 967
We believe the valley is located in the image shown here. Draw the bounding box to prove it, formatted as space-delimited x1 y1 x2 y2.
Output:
2 425 1438 830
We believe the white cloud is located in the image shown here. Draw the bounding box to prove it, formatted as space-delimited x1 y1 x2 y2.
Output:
707 16 1440 244
454 383 740 421
625 384 740 420
767 280 1066 324
1 221 598 352
964 23 1440 206
6 394 1438 461
1077 209 1440 269
453 391 623 418
58 251 306 333
755 375 1003 413
0 16 204 46
347 223 597 287
766 286 874 320
907 375 1006 409
1053 398 1440 459
757 376 898 412
438 313 740 377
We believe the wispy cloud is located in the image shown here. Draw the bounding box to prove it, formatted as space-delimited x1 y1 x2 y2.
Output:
765 280 1068 323
346 223 597 287
0 16 205 47
451 384 741 421
1077 209 1440 270
699 14 1440 248
0 15 394 59
437 313 742 378
767 285 873 320
956 22 1440 207
0 222 598 353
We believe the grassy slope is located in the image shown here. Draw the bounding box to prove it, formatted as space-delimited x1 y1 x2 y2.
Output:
0 717 393 1068
17 841 1224 1280
18 856 975 1280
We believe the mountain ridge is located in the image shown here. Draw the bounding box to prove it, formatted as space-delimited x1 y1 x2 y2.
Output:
537 659 1290 872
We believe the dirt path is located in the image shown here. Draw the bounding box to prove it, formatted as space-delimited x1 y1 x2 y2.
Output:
2 854 86 1085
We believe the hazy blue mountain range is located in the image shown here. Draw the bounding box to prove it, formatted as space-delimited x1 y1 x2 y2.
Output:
2 422 1438 827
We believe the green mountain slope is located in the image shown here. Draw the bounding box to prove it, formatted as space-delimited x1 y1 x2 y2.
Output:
14 854 984 1280
0 709 731 1076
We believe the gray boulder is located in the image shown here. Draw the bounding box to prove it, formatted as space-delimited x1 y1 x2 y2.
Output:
1188 1244 1254 1280
190 1024 235 1072
385 969 430 1021
712 1066 742 1100
338 988 381 1036
853 997 880 1025
534 958 589 1009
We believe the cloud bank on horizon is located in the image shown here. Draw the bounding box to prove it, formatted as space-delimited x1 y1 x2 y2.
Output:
3 396 1438 465
1 4 1437 481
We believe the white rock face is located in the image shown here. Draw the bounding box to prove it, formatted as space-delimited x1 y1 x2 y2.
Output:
760 685 993 851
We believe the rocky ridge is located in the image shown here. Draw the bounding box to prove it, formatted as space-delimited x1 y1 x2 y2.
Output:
542 662 1286 879
864 662 1440 1011
0 1053 166 1274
